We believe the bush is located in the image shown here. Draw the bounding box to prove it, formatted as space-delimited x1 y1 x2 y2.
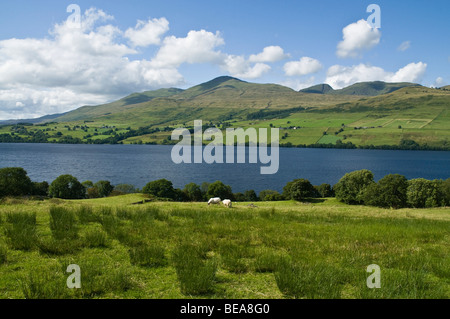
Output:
334 169 374 205
407 178 444 208
283 179 317 201
0 167 33 197
244 190 259 201
441 178 450 206
49 207 78 240
5 212 37 251
129 244 167 268
172 244 217 295
363 174 408 208
143 179 176 200
49 175 85 199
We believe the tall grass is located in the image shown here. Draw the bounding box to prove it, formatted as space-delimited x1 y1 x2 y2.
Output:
5 212 37 251
172 244 217 295
129 244 167 268
76 205 98 224
84 229 109 248
49 207 78 240
275 259 348 299
0 243 7 264
19 269 67 299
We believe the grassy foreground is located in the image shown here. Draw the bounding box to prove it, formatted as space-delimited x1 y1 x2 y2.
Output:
0 195 448 299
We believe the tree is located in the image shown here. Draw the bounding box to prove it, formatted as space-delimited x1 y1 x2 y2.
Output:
94 180 114 198
233 193 246 202
143 179 176 200
315 184 334 198
183 183 203 202
362 174 408 208
244 190 259 201
259 190 284 201
0 167 33 197
334 169 374 205
283 179 316 201
407 178 444 208
206 181 233 200
114 184 136 194
441 178 450 206
49 175 85 199
32 181 49 197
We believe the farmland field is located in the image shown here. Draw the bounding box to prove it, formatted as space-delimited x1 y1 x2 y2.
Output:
0 195 448 299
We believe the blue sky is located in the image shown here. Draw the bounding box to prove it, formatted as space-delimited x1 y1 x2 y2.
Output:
0 0 448 119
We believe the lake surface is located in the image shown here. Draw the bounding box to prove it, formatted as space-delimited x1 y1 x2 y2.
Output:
0 143 449 193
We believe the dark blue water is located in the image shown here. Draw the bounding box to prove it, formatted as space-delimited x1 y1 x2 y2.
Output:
0 143 449 193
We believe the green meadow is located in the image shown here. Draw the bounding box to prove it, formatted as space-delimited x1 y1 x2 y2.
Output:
0 195 448 299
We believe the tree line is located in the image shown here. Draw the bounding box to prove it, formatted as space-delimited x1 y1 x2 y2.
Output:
0 167 449 209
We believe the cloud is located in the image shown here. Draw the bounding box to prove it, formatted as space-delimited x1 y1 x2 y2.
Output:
249 46 289 63
223 55 271 79
280 77 316 91
124 18 169 47
325 62 427 89
397 41 411 52
284 57 322 76
337 19 381 58
0 7 292 120
150 30 225 68
433 77 445 87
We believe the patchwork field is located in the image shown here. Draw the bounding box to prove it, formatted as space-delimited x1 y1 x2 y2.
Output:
0 195 448 299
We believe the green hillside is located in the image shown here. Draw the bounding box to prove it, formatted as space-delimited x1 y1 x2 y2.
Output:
301 81 421 96
1 77 450 150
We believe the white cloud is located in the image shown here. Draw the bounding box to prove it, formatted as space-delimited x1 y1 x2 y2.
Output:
249 46 289 63
223 55 271 79
150 30 225 68
325 62 427 89
337 19 381 58
124 18 169 47
0 7 292 120
280 77 316 91
433 77 445 87
284 57 322 76
397 41 411 52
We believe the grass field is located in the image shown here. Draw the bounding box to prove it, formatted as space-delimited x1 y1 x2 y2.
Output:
0 195 448 299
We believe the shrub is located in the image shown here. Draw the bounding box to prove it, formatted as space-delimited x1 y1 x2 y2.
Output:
363 174 408 208
172 244 217 295
407 178 444 208
440 178 450 206
334 169 374 204
114 184 136 194
0 167 33 197
129 244 167 268
49 207 78 240
5 212 37 251
244 190 259 201
49 175 85 199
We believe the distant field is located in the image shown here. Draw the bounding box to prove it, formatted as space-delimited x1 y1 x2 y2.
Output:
0 195 448 299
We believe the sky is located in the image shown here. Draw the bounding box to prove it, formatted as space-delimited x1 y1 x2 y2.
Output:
0 0 449 120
